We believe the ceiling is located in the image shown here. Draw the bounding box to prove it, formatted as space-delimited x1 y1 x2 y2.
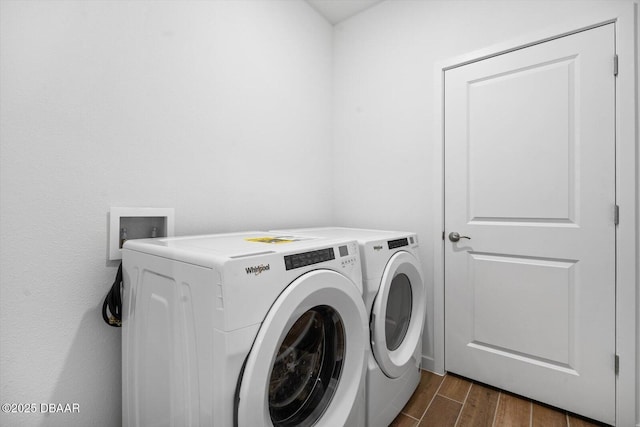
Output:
305 0 385 24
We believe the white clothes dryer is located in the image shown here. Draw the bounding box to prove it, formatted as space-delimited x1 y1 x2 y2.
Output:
121 232 368 427
271 227 426 427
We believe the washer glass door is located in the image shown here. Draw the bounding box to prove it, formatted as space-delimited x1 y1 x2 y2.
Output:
236 269 367 427
269 305 344 426
371 251 426 378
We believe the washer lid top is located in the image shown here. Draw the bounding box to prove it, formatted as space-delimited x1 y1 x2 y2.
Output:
125 231 329 259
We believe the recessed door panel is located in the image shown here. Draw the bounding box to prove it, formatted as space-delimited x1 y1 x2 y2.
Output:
468 58 577 223
445 24 615 424
470 253 575 367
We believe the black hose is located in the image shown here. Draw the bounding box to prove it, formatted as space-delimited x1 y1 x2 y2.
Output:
102 262 123 327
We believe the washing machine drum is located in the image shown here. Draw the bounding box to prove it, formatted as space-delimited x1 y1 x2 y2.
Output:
371 251 425 379
269 305 344 425
236 270 367 427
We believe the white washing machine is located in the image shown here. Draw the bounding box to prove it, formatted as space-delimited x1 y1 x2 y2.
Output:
121 232 368 427
271 227 426 427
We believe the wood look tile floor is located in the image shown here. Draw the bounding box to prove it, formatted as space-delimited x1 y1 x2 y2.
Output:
390 371 609 427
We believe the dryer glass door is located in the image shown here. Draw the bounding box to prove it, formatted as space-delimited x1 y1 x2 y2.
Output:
385 273 413 351
371 251 426 378
236 270 367 427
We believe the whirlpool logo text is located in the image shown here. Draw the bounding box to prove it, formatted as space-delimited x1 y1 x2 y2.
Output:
245 264 270 276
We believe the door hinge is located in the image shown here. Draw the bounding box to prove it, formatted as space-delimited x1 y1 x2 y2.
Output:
614 204 620 225
442 231 445 241
613 54 619 76
615 354 620 375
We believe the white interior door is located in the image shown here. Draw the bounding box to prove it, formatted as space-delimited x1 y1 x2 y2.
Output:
444 24 615 424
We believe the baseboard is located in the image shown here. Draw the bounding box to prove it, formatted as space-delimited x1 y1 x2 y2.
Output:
421 355 444 375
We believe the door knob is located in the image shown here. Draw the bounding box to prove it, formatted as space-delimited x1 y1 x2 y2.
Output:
448 232 471 242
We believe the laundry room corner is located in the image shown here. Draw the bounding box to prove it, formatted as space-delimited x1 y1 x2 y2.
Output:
0 1 334 426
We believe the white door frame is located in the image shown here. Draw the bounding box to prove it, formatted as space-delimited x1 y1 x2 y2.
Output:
431 3 638 426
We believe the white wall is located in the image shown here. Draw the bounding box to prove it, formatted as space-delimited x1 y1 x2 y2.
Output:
0 1 332 426
332 0 638 423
